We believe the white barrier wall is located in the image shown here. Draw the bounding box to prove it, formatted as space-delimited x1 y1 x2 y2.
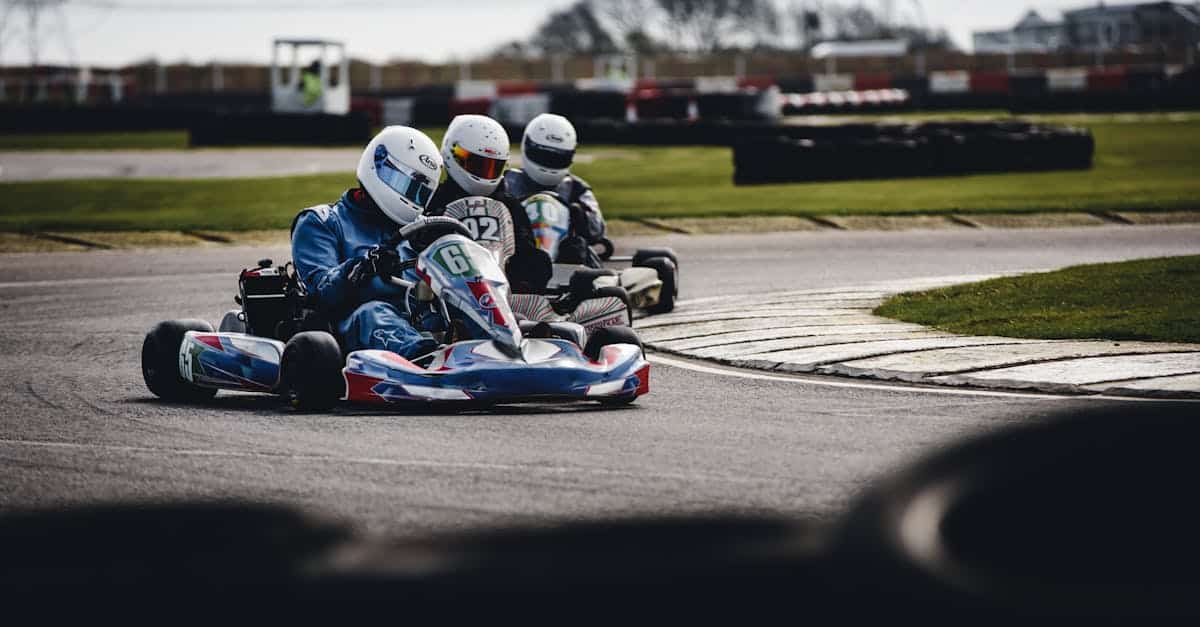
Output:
455 80 498 100
812 74 854 93
929 71 971 94
1046 68 1089 92
382 98 415 126
489 93 552 126
695 76 739 93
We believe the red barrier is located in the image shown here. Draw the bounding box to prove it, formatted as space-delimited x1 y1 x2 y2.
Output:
854 74 893 91
449 97 493 116
969 71 1011 94
496 81 540 96
737 76 776 90
350 96 382 127
1087 67 1128 91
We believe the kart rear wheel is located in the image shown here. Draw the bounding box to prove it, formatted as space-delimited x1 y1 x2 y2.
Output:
142 319 218 402
591 286 633 324
568 268 618 300
632 247 678 267
638 256 677 314
281 331 344 412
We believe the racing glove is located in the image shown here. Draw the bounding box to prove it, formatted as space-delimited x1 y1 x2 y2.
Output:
346 246 404 285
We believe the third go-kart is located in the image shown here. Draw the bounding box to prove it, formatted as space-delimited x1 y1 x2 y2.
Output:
141 211 650 411
522 192 679 314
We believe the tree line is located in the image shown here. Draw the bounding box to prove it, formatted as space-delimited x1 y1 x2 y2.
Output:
491 0 954 58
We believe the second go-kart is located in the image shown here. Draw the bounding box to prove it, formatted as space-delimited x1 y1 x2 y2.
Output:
522 192 679 314
141 216 650 410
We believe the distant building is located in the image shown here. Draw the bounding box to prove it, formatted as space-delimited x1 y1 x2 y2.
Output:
974 10 1066 53
973 2 1200 53
1064 1 1200 50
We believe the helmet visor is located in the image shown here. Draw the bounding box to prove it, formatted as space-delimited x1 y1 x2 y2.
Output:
451 143 506 180
375 145 435 209
524 138 575 170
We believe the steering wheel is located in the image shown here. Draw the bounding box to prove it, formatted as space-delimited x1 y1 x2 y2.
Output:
399 216 474 253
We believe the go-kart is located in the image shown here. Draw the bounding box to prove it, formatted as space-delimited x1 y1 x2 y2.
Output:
522 192 679 314
141 215 650 410
441 197 633 337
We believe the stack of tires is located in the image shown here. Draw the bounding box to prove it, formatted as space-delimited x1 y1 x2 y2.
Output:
733 121 1093 185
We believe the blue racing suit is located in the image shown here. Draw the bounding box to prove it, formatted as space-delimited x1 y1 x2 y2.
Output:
291 189 438 359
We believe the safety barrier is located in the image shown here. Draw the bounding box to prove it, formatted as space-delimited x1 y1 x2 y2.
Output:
188 111 372 147
732 121 1093 185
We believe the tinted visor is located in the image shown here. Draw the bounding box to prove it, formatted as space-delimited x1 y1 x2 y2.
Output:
375 145 435 208
524 138 575 170
451 143 506 180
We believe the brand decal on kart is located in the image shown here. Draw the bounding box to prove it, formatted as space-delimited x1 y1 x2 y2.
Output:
467 280 507 327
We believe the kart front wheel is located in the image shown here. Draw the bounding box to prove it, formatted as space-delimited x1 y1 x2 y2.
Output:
584 325 644 406
142 319 219 402
281 331 345 411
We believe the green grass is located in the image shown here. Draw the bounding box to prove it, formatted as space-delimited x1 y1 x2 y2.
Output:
0 130 190 151
576 119 1200 220
0 116 1197 232
874 255 1200 344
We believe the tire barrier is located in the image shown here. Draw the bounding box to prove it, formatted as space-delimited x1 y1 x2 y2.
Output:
548 89 628 121
633 91 691 121
188 111 373 147
732 121 1093 185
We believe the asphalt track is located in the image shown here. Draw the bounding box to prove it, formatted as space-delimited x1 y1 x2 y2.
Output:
1 224 1198 538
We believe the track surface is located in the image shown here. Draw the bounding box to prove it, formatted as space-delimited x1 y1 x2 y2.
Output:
2 224 1198 538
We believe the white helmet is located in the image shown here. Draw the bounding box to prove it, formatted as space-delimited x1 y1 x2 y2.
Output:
521 113 577 187
356 126 443 226
441 115 510 196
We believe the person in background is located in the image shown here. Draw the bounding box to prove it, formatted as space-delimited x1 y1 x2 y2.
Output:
504 113 607 267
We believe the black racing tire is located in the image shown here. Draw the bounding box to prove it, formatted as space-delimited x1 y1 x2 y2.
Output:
632 247 678 267
639 256 677 314
590 285 633 323
584 325 643 405
281 331 345 411
584 324 643 361
142 319 219 402
568 268 618 300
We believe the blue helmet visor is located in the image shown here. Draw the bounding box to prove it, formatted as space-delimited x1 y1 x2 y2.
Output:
375 145 435 209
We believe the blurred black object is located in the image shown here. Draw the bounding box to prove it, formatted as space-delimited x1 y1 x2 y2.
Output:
732 121 1093 184
3 403 1198 622
188 111 372 147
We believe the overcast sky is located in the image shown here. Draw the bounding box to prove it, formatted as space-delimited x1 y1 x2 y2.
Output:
0 0 1130 67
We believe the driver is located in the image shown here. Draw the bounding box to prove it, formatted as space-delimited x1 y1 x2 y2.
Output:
504 113 607 267
426 114 550 292
291 126 444 359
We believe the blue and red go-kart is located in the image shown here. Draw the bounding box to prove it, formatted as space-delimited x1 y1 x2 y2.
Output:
141 205 650 411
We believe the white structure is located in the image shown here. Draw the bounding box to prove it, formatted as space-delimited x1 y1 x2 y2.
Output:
270 38 350 115
810 39 909 73
974 10 1066 53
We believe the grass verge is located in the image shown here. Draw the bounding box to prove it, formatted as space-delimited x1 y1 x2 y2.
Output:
0 117 1197 232
0 130 190 151
874 255 1200 344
